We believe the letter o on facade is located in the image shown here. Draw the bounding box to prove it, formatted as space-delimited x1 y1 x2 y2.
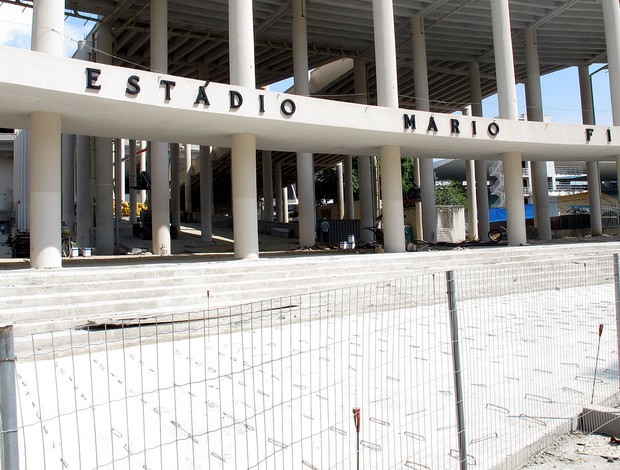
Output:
487 122 500 136
280 99 296 116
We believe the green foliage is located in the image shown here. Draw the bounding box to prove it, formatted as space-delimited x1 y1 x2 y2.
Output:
315 167 338 205
401 158 416 193
314 163 360 205
435 180 468 208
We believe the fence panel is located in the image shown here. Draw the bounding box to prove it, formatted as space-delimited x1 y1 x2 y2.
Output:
4 255 619 469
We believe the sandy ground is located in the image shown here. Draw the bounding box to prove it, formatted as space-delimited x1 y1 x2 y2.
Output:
521 431 620 468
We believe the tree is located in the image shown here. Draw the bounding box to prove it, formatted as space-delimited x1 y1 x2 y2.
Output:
435 180 468 208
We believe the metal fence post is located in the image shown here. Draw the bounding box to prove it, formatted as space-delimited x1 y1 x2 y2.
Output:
0 325 18 470
614 254 620 390
446 271 468 470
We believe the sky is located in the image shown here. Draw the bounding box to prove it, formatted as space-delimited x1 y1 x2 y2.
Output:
0 3 613 126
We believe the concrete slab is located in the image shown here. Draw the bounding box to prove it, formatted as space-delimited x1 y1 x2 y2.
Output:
579 405 620 437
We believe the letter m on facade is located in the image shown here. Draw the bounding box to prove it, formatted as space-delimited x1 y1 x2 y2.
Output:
404 114 416 130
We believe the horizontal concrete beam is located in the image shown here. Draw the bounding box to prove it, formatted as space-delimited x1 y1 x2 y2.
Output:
0 46 619 161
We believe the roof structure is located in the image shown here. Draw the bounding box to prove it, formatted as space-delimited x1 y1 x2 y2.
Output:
1 0 612 211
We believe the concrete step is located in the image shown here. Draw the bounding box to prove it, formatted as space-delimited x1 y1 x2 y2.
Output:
3 242 620 333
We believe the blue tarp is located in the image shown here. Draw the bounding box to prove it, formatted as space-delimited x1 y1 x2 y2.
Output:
489 204 534 223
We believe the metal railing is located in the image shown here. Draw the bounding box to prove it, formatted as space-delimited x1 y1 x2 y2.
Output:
2 257 619 469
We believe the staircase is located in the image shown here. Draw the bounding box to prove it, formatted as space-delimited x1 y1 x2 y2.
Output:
2 241 620 335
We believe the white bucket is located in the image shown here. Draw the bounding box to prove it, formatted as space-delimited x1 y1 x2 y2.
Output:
81 247 92 257
339 241 348 250
71 246 79 257
347 235 355 247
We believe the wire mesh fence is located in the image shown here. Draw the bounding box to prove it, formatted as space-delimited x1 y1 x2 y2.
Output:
1 254 619 469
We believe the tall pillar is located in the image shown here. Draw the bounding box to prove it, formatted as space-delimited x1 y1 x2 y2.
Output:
262 150 274 222
283 186 289 223
461 108 478 242
128 140 138 224
184 144 193 214
94 25 114 255
61 134 75 232
491 0 527 246
354 58 375 242
470 62 490 240
337 162 345 219
29 0 63 268
31 0 64 54
578 65 603 235
114 138 124 249
75 41 93 247
411 15 436 243
465 159 478 241
30 113 62 267
170 143 181 232
274 161 283 222
343 156 354 219
76 135 92 247
150 0 171 255
231 134 259 258
199 145 213 242
95 135 114 255
139 140 147 204
292 0 317 247
372 0 405 252
230 0 259 259
524 27 551 240
602 0 620 209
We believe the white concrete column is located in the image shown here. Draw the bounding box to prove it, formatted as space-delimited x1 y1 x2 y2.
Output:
262 150 274 222
274 161 283 222
128 140 137 224
150 0 171 255
76 135 92 247
230 0 259 259
150 141 170 255
292 0 317 247
358 155 374 241
184 144 192 214
94 24 114 255
381 145 406 252
61 134 75 232
602 0 620 215
462 108 478 241
337 162 345 219
343 156 354 219
95 136 114 255
170 143 181 231
465 159 478 241
373 0 405 252
470 62 490 240
74 40 93 247
231 134 259 259
353 57 375 242
283 186 289 223
139 140 147 203
603 0 620 125
411 15 436 243
199 145 213 242
578 65 603 235
114 138 124 249
503 152 527 245
491 1 519 120
229 0 256 89
524 27 551 241
30 113 62 267
29 0 63 268
491 0 526 246
31 0 64 56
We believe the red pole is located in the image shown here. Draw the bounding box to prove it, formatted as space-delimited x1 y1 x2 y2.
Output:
352 408 361 470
